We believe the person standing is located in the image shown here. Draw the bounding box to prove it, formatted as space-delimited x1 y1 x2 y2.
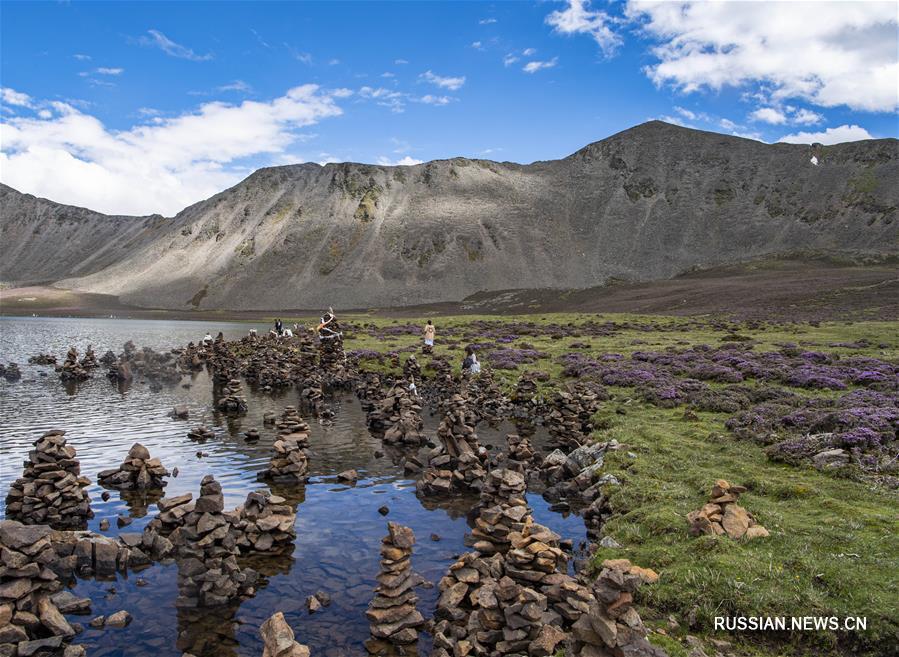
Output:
423 320 436 353
275 318 283 336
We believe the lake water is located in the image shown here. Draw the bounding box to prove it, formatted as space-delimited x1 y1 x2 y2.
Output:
0 316 586 656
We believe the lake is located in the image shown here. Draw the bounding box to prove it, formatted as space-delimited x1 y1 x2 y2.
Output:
0 316 586 656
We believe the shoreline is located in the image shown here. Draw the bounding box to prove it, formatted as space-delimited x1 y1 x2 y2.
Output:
2 260 898 322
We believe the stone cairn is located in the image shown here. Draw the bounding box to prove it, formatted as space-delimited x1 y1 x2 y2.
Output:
233 490 297 555
152 493 195 534
216 378 248 414
417 395 486 496
260 611 311 657
4 430 93 530
169 475 258 608
687 479 769 540
402 355 421 384
490 434 538 474
2 362 22 382
465 370 511 424
568 559 668 657
187 425 216 441
97 442 169 490
357 373 384 414
545 387 601 452
0 520 78 654
365 522 424 654
57 347 90 382
512 372 539 408
368 383 426 446
258 407 311 483
28 354 57 366
80 345 99 369
466 469 530 556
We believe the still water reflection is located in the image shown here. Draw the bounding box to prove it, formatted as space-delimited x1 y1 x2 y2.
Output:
0 317 586 656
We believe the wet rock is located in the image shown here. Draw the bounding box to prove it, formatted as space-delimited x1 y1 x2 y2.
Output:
105 610 132 628
232 489 297 555
260 611 310 657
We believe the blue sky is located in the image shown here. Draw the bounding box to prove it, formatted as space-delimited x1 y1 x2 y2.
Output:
1 1 897 215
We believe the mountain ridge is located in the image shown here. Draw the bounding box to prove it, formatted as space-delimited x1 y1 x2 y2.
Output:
2 121 897 310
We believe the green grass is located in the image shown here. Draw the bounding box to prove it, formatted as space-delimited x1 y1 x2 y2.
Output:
281 311 898 656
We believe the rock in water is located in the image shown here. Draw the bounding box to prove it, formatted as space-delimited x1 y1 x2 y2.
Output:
260 611 310 657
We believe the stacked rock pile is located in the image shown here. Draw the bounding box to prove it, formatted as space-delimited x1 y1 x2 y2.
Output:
569 559 668 657
402 355 421 383
80 346 99 369
365 522 424 653
2 363 22 382
545 387 601 452
97 443 169 490
216 379 248 414
687 480 769 540
417 396 486 496
0 520 79 654
169 475 258 608
357 373 383 413
421 357 457 407
152 493 195 533
187 426 215 441
258 408 311 483
259 611 311 657
512 372 539 408
490 434 538 474
28 354 57 366
57 347 90 382
368 384 426 446
503 517 569 586
232 490 297 554
4 430 93 530
466 469 529 555
465 370 511 424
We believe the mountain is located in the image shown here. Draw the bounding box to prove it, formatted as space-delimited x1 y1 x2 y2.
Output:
1 121 897 311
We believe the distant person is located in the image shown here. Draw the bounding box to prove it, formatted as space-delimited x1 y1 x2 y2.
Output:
274 318 283 336
462 346 480 375
423 320 436 352
318 307 338 338
202 332 213 345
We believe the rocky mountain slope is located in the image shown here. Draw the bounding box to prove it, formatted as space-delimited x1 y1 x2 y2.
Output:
2 121 897 310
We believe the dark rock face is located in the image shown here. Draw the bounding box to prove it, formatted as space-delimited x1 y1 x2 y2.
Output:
2 122 896 310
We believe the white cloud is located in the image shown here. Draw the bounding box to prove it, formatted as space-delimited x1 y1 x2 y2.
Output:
73 54 91 61
418 94 452 106
546 0 621 56
471 41 483 50
376 155 423 166
479 18 497 25
719 118 738 131
628 0 898 112
503 54 519 67
95 67 124 76
779 124 874 145
791 108 824 125
217 80 253 93
330 88 353 98
673 106 697 121
522 48 537 56
1 88 33 108
394 59 409 65
138 29 213 61
0 85 344 215
749 107 787 125
358 86 406 112
420 70 466 91
381 72 396 78
523 57 558 73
